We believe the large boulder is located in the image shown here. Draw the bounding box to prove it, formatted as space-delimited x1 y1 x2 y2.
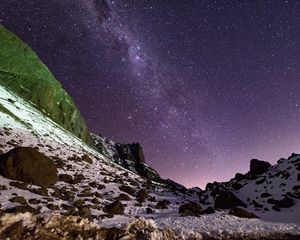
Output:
250 159 271 176
0 147 58 187
179 202 202 217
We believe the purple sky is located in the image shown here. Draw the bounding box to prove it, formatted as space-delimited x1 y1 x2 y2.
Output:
1 0 299 188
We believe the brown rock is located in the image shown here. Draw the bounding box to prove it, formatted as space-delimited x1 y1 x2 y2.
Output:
179 202 202 217
116 193 131 201
156 200 170 209
81 154 93 164
103 200 125 215
9 196 27 205
0 147 57 187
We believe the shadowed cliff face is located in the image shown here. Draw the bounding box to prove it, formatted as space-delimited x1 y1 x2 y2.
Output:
0 25 90 143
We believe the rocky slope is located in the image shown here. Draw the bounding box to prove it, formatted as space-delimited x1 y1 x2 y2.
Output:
0 25 90 143
199 157 300 223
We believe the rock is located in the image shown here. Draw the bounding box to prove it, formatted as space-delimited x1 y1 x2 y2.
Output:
97 184 106 190
179 202 202 217
28 199 41 204
73 173 85 184
89 181 98 188
279 197 294 208
47 204 60 210
261 192 272 198
91 198 101 204
256 178 266 184
81 154 93 164
6 205 39 215
146 207 154 214
164 179 187 192
78 188 93 197
61 204 74 212
78 206 93 220
116 193 131 201
249 159 271 176
9 196 27 205
231 182 243 190
103 200 125 215
288 153 298 159
201 206 215 214
116 143 145 163
267 198 279 205
136 189 149 202
9 182 27 190
119 185 136 196
74 199 86 208
252 200 263 208
0 147 57 187
214 191 246 209
59 174 73 184
293 185 300 191
229 207 259 219
29 187 48 196
156 200 170 209
234 173 245 181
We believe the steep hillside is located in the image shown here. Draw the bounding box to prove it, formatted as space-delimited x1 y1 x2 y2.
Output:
0 25 90 143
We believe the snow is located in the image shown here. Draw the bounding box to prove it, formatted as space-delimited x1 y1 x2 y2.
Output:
155 213 300 239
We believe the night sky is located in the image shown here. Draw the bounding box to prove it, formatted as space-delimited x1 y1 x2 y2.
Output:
1 0 299 188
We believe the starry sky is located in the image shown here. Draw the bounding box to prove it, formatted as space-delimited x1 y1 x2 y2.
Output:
1 0 299 188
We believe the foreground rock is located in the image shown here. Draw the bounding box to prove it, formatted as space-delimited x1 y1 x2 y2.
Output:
0 147 58 187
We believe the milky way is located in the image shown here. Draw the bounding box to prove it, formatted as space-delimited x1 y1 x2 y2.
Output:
1 0 299 187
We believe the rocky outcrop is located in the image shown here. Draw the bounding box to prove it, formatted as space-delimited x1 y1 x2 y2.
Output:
0 147 57 187
116 143 145 163
0 25 90 143
91 133 162 182
250 159 271 177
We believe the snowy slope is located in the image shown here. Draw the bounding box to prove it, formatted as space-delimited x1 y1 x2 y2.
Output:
199 156 300 224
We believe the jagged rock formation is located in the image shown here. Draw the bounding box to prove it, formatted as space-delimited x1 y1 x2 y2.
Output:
0 25 90 143
91 133 161 181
